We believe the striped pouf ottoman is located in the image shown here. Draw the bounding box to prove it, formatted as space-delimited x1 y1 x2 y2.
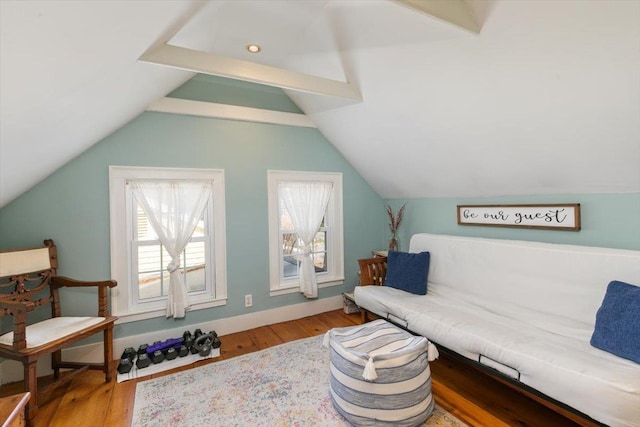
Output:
325 319 438 427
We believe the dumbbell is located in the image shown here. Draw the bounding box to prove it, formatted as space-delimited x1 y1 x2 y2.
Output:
137 344 149 355
117 347 137 374
210 331 221 349
182 331 194 349
122 347 137 361
136 353 151 369
117 358 133 374
212 336 221 349
203 330 221 349
147 338 182 355
165 347 178 360
190 341 200 354
178 345 189 357
150 349 164 364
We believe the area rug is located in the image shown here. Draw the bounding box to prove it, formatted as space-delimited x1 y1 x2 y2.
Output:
132 335 467 427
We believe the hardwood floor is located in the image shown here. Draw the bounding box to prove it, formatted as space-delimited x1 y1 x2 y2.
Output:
0 309 583 427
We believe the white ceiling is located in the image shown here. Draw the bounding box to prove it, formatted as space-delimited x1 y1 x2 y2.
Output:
1 0 638 208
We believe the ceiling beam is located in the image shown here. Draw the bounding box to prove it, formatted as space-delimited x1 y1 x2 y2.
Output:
393 0 481 34
146 97 317 128
139 44 362 101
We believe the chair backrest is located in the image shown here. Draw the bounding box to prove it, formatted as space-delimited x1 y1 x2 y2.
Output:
0 240 57 315
358 257 387 286
0 240 117 424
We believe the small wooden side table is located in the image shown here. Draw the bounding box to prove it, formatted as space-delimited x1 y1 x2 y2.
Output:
0 392 30 427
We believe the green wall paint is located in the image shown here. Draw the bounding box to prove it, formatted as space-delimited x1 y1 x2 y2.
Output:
385 193 640 251
168 74 303 113
0 77 385 340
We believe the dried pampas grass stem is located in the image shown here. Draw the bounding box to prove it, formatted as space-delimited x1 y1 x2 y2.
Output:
385 203 406 233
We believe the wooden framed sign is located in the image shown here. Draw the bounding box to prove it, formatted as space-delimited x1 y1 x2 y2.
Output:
457 204 581 231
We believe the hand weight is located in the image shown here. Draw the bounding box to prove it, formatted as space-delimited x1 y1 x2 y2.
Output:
121 347 137 362
165 347 178 360
151 350 164 364
182 331 194 349
117 357 133 374
117 347 137 374
178 345 189 357
205 331 221 349
193 333 218 357
211 332 221 349
136 353 151 369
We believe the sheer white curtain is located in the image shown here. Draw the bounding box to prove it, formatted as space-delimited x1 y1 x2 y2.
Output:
130 180 212 318
279 181 333 298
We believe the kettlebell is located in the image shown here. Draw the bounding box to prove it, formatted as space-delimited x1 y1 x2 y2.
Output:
193 334 213 357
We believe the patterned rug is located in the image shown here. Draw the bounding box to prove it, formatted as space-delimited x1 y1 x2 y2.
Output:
132 335 467 427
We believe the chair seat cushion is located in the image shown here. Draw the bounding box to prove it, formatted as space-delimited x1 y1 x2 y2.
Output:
0 317 106 348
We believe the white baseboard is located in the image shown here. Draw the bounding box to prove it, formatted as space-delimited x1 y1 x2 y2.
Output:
0 295 342 385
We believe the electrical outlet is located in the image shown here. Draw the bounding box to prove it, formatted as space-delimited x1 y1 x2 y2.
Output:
244 294 253 307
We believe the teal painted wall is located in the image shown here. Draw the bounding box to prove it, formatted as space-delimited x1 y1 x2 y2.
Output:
385 193 640 252
0 76 386 340
168 74 303 113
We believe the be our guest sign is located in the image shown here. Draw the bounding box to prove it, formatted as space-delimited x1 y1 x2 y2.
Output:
457 204 581 231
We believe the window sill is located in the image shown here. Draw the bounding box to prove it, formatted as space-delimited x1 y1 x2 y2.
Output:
269 278 344 297
114 298 227 324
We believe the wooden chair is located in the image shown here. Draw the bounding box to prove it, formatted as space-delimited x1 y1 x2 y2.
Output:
357 257 387 322
0 240 117 424
358 257 387 286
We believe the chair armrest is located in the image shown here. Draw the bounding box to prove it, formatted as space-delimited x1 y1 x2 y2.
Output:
0 302 28 350
51 276 117 289
51 276 117 317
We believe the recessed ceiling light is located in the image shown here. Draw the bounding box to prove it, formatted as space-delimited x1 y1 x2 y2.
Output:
246 44 261 54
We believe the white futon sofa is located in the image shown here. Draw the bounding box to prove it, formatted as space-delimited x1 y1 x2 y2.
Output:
354 233 640 427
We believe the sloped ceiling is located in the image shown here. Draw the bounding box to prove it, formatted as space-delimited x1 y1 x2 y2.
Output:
1 0 638 208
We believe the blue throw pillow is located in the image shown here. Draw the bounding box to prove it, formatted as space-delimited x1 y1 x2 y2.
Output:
384 251 430 295
590 280 640 364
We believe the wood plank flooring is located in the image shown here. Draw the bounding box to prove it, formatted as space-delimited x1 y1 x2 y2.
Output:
0 310 584 427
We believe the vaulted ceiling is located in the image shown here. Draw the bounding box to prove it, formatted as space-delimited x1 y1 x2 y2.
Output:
1 0 638 208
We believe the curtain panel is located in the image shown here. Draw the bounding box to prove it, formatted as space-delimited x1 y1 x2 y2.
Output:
130 180 212 318
279 181 333 298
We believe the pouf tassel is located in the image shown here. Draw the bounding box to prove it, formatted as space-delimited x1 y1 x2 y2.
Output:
322 331 330 348
427 342 439 361
363 357 378 381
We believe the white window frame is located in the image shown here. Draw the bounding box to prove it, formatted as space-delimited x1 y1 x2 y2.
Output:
109 166 227 323
267 170 344 296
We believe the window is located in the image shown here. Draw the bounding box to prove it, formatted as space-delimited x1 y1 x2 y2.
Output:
109 166 227 322
132 201 209 300
267 170 344 295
